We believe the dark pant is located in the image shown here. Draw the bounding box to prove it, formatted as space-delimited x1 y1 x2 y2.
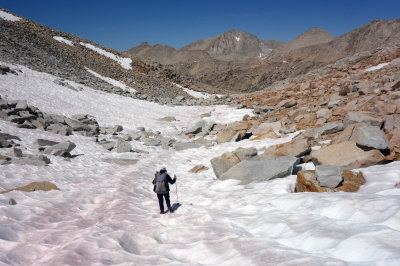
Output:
157 192 171 212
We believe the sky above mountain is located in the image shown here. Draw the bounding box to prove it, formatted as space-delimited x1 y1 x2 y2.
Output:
1 0 399 51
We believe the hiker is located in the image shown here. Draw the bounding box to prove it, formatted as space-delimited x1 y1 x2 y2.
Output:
153 166 177 214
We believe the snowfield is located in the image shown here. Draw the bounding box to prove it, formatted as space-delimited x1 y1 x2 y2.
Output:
85 67 136 93
0 10 21 22
79 42 132 70
53 36 73 46
1 62 400 265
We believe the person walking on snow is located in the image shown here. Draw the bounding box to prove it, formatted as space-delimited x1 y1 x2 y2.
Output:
153 166 177 214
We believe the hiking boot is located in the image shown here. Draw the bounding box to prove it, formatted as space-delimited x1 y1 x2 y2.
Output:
160 211 166 214
168 207 174 213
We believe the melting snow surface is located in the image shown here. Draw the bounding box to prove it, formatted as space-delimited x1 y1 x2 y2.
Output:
365 62 390 72
235 36 240 42
0 10 21 22
53 36 73 46
85 67 136 93
173 83 220 99
1 62 400 265
79 42 132 70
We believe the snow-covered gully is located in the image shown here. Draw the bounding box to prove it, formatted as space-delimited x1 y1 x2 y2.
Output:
0 63 400 265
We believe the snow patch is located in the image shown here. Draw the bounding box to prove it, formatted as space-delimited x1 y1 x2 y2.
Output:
235 36 240 42
53 36 73 46
79 42 132 70
85 67 136 93
0 10 21 22
365 62 390 72
173 83 223 99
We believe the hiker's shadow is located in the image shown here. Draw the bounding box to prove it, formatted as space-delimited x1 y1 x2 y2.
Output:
172 203 182 211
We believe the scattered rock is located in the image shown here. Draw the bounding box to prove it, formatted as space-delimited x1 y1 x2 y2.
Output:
35 139 60 147
296 170 365 192
352 125 390 151
260 138 311 159
210 152 241 178
8 198 17 205
343 111 384 128
160 116 176 122
103 158 138 165
0 181 59 194
314 121 344 136
189 165 209 173
219 156 300 184
174 142 201 151
142 138 162 146
316 165 343 188
114 139 132 153
311 141 386 170
252 121 281 136
233 147 258 161
43 141 76 157
7 147 23 157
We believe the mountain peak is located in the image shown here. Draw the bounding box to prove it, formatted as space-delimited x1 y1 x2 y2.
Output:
285 27 334 50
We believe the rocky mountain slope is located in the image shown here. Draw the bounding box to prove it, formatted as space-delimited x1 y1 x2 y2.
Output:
0 8 201 102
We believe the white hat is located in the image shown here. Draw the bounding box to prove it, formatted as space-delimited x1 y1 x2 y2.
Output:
160 166 167 170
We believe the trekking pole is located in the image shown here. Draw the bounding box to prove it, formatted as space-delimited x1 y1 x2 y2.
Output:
175 175 179 204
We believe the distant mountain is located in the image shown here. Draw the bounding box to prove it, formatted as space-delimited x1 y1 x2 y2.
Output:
181 29 282 60
281 27 334 51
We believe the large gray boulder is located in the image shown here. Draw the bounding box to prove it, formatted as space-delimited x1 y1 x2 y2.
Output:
114 139 132 153
99 141 116 151
210 152 241 178
34 139 60 147
314 121 344 136
220 156 300 184
142 138 162 146
65 118 91 132
233 147 258 161
15 100 28 111
43 141 76 156
45 124 72 136
344 111 384 128
316 165 343 188
353 126 390 150
184 120 209 135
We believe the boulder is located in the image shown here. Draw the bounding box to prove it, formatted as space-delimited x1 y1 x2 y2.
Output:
142 138 162 146
160 116 176 122
174 142 201 151
210 152 241 178
233 147 258 161
217 128 239 144
46 124 72 136
7 147 23 157
296 170 365 192
352 125 390 151
0 181 59 194
259 138 311 159
252 121 281 136
315 165 343 188
103 158 138 165
311 141 385 170
189 165 209 173
384 114 400 132
34 139 60 147
343 111 384 128
114 139 132 153
314 121 344 136
254 105 274 114
184 120 209 135
316 108 332 119
31 118 46 129
118 134 133 141
219 156 300 184
65 118 91 132
331 123 367 144
15 100 28 111
12 155 51 166
43 141 76 156
99 141 116 151
278 99 297 109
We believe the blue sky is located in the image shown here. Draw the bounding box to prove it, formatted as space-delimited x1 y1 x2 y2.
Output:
1 0 399 51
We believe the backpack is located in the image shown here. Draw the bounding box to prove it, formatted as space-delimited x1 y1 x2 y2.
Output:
154 172 167 193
